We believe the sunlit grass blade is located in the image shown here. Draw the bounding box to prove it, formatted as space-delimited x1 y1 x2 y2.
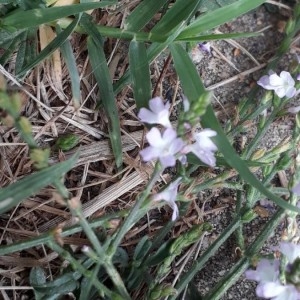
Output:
82 16 122 168
169 42 300 213
0 154 78 214
151 0 201 37
129 40 151 109
124 0 167 31
17 15 80 77
2 1 116 29
177 0 266 39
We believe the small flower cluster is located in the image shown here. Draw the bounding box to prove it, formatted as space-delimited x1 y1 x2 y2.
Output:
138 96 218 220
245 242 300 300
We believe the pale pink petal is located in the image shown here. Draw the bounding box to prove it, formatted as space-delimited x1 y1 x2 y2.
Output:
140 146 160 162
160 155 176 168
285 87 296 98
288 106 300 114
146 127 164 148
292 182 300 195
280 71 295 86
269 73 284 87
138 108 159 124
162 128 177 143
279 242 300 263
275 87 287 98
257 75 272 89
256 282 286 298
149 97 167 113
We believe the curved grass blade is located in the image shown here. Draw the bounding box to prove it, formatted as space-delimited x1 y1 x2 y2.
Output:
124 0 167 31
169 42 300 214
177 0 266 39
2 1 116 29
56 24 81 109
0 154 78 214
82 16 122 168
129 40 151 109
17 15 80 77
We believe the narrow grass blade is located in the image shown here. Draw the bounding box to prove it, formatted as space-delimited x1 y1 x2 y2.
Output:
82 16 122 168
0 154 78 214
2 1 116 29
175 31 261 42
56 24 81 109
113 23 187 95
177 0 266 39
0 29 25 48
169 43 205 103
169 42 300 213
124 0 167 31
15 28 37 75
129 40 151 109
151 0 201 37
17 15 80 77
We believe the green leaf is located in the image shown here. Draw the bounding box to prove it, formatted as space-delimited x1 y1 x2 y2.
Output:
177 0 266 39
129 40 151 109
17 15 80 77
82 16 122 168
170 42 300 214
56 23 81 108
2 1 116 29
124 0 167 31
175 31 261 42
169 43 206 103
0 154 78 214
151 0 201 37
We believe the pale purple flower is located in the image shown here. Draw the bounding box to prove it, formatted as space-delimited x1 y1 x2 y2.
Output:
257 71 296 98
297 74 300 81
245 259 280 284
140 127 185 168
198 42 211 54
138 97 172 128
292 182 300 195
256 282 299 300
288 106 300 114
279 242 300 264
184 129 217 167
152 177 182 221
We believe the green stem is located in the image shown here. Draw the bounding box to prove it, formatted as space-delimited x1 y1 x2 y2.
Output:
48 240 117 299
170 215 242 299
204 208 285 300
108 163 161 256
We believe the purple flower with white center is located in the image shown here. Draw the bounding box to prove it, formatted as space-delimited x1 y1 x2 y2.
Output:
184 129 217 167
256 282 300 300
257 71 296 98
292 182 300 195
198 42 211 54
140 127 185 168
152 177 182 221
138 97 172 128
